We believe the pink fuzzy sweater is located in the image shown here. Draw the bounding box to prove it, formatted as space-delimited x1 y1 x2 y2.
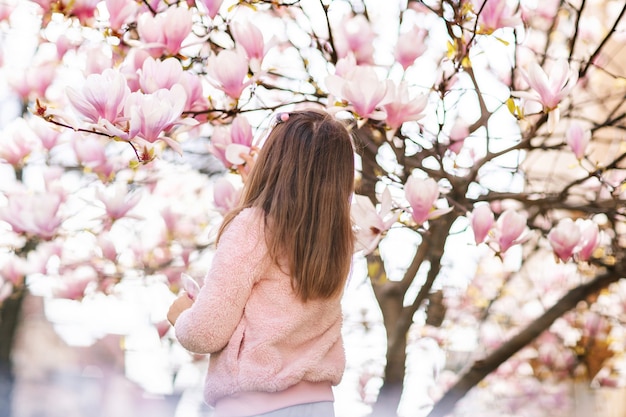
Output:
174 208 345 416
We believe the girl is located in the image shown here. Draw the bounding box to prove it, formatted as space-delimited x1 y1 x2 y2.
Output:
167 109 355 417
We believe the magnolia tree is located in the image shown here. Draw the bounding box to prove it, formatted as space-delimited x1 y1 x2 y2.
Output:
0 0 625 416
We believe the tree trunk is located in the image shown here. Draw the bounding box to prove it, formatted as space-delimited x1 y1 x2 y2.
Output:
371 382 405 417
369 261 408 417
426 267 623 417
0 287 26 417
354 122 410 416
369 305 407 417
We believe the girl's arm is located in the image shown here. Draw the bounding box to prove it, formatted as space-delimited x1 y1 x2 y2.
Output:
172 208 266 354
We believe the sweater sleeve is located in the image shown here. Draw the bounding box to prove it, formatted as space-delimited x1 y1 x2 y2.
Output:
174 208 267 354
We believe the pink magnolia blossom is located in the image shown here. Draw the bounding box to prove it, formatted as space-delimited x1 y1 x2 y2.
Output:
226 116 254 165
53 266 96 300
599 170 626 200
213 177 242 215
7 62 57 101
395 26 427 70
576 219 599 261
229 114 253 147
225 144 252 166
137 7 193 57
519 59 578 132
535 333 577 377
0 190 64 239
41 167 67 201
105 0 139 31
54 35 77 59
326 66 392 121
179 71 209 112
66 68 130 124
30 115 62 151
208 125 231 167
198 0 224 19
521 60 578 109
404 176 452 225
231 21 267 70
120 48 151 92
97 233 118 262
548 218 581 262
161 207 179 237
154 319 172 339
0 256 26 286
159 205 203 242
206 49 252 100
72 135 115 181
163 6 193 55
73 0 100 22
138 57 184 94
208 116 254 167
96 182 142 221
83 47 114 76
333 14 375 65
335 56 357 77
474 0 522 34
448 121 469 154
471 204 494 244
493 209 527 253
136 12 167 57
33 0 98 22
180 273 201 299
0 118 37 168
565 122 590 160
581 311 608 339
383 81 428 134
123 85 189 154
351 188 399 254
27 241 63 275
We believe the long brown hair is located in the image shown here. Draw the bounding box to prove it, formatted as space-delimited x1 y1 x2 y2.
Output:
217 109 355 301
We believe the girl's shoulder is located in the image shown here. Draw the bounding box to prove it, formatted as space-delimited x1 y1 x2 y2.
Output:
226 207 265 236
235 206 264 224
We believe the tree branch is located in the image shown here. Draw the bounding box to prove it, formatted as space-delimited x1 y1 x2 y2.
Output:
426 264 624 417
580 2 626 78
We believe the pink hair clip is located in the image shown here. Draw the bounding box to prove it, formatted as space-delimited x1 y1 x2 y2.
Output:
276 112 290 123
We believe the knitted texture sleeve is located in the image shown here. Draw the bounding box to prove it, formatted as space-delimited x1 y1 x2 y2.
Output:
174 208 267 354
